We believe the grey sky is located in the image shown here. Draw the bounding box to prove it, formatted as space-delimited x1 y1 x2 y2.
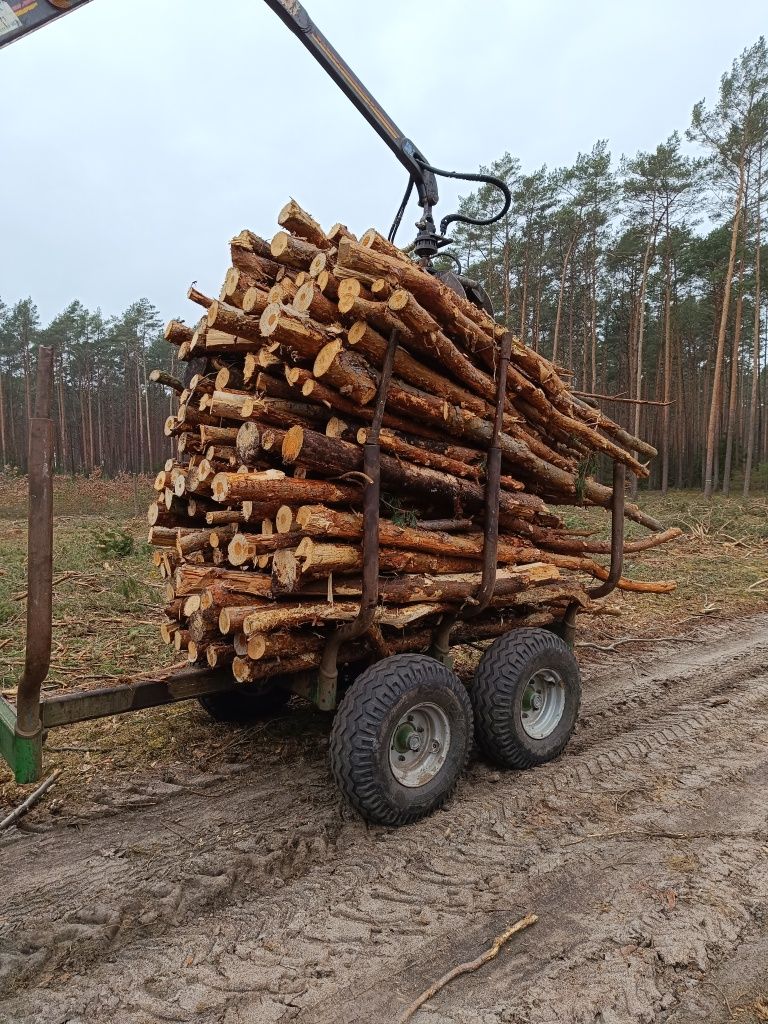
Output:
1 0 765 325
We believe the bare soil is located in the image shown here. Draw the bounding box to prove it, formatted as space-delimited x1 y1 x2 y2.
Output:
1 614 767 1024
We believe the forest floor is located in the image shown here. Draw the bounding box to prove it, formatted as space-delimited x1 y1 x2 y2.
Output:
0 475 767 1023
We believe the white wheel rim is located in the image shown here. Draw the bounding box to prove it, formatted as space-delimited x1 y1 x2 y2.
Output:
521 668 566 739
388 701 451 788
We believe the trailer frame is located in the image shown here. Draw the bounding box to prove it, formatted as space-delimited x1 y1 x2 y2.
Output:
0 346 625 785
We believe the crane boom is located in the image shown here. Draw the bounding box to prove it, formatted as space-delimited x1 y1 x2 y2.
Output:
0 0 94 49
261 0 438 210
1 0 510 265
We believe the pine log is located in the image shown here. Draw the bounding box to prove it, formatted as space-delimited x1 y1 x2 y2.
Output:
232 651 320 684
387 289 505 408
313 342 379 404
211 471 361 506
268 278 297 304
287 364 453 442
188 285 214 310
172 565 274 599
203 389 253 421
176 528 216 557
242 600 449 636
206 643 235 669
149 369 184 394
271 231 321 270
317 269 340 299
371 278 393 300
206 300 264 343
164 320 194 345
219 604 269 635
271 548 300 594
337 278 374 304
312 563 559 605
347 319 496 419
258 302 333 359
360 228 410 261
280 424 550 522
296 539 483 579
357 427 482 481
327 223 357 244
236 421 261 464
246 631 325 661
309 250 331 278
227 529 303 565
278 200 330 250
240 286 272 318
188 609 220 643
292 281 339 325
199 425 239 446
199 585 260 611
231 229 273 259
230 242 282 284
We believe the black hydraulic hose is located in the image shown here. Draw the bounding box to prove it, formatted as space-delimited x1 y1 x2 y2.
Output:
388 175 415 243
415 160 512 235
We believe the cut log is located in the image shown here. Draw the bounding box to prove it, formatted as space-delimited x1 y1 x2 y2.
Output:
292 281 339 325
211 471 361 506
312 342 379 405
277 200 330 250
149 369 184 394
271 231 321 270
164 320 193 345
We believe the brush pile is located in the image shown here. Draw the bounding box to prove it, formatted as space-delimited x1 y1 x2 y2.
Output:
148 200 680 683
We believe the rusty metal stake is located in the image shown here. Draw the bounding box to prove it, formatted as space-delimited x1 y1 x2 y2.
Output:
315 329 400 708
430 331 513 664
16 346 55 743
587 460 625 598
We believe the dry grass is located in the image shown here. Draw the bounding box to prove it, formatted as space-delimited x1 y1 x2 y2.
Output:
0 474 174 694
1 476 767 812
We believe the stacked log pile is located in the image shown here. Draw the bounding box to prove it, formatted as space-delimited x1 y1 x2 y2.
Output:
148 200 680 684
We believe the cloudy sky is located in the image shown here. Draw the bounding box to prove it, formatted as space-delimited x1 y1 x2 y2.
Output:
1 0 765 324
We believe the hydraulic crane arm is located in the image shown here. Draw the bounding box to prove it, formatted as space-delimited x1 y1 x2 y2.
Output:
263 0 438 212
1 0 510 263
0 0 94 49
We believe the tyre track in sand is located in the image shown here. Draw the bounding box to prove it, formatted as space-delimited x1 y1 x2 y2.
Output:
1 614 767 1023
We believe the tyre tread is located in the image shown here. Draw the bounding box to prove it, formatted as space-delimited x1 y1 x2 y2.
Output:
472 628 580 768
330 654 472 826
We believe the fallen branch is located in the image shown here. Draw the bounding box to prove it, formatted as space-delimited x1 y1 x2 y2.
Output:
0 769 62 832
576 635 703 653
563 827 762 847
397 912 538 1023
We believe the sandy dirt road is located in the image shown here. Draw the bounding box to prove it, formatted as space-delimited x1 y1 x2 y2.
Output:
1 615 767 1024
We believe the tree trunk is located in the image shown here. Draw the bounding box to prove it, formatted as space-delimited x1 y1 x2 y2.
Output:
705 157 745 498
661 215 673 495
744 146 763 496
723 265 745 494
552 235 576 364
630 212 659 498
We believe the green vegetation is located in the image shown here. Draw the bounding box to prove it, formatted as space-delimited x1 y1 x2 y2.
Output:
450 38 768 496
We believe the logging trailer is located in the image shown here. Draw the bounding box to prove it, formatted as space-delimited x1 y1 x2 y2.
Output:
0 0 626 825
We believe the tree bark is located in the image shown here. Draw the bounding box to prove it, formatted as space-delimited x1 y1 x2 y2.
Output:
705 157 745 498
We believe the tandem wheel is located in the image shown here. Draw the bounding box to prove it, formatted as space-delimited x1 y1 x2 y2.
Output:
329 653 473 826
471 627 581 768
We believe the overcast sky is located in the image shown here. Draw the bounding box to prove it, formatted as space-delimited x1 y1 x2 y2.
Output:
1 0 765 325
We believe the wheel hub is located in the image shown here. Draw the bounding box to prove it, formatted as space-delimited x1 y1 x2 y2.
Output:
389 702 451 788
521 669 566 740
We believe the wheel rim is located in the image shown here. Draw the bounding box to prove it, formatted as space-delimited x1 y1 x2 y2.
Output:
388 702 451 788
520 668 566 739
